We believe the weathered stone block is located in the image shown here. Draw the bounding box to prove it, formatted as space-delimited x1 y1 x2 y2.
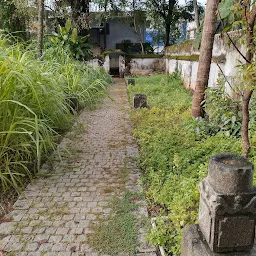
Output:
208 153 254 194
134 94 147 109
198 153 256 253
127 78 135 86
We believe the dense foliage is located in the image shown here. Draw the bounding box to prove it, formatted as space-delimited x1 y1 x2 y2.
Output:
0 35 111 191
0 0 28 39
49 19 92 61
128 74 256 254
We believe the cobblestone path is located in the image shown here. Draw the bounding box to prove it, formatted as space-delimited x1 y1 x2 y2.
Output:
0 79 156 256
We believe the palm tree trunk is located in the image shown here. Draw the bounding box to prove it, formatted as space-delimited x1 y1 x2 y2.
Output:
37 0 44 59
191 0 218 117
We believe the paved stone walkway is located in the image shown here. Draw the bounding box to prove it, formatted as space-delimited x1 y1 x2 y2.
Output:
0 79 156 256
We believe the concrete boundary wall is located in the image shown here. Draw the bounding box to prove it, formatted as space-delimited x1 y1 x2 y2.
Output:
165 32 246 93
130 58 166 74
97 55 166 76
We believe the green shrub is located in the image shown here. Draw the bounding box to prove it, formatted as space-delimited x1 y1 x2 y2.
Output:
0 35 111 191
129 74 242 255
48 19 92 61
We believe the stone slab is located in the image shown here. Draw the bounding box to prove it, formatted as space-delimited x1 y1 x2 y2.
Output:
134 94 147 109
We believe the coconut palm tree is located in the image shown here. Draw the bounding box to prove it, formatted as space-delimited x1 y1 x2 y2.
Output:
191 0 218 117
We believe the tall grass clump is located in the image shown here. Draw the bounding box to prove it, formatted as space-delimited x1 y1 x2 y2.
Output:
128 74 242 255
0 35 111 192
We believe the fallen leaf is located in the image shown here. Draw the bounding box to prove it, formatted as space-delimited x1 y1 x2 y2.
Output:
0 250 7 256
37 239 48 246
130 197 142 203
0 218 13 224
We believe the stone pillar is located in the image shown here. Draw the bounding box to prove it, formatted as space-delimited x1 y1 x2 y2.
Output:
134 94 147 109
127 78 135 86
103 55 110 74
119 55 125 78
181 153 256 256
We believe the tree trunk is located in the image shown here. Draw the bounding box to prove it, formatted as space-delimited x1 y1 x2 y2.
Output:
104 22 107 49
193 0 200 29
133 16 145 54
191 0 218 117
241 8 256 157
242 90 253 157
37 0 44 59
165 23 171 47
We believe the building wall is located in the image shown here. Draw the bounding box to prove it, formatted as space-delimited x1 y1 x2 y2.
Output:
90 19 146 50
106 20 146 49
130 58 166 73
165 31 246 94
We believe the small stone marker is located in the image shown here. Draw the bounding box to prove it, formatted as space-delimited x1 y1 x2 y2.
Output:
65 94 80 113
127 78 135 86
181 153 256 256
134 94 147 109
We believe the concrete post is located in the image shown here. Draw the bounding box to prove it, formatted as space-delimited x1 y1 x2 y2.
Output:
127 78 135 86
134 94 147 109
181 153 256 255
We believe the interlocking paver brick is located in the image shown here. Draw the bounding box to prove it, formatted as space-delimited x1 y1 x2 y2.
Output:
0 79 155 255
49 235 63 243
25 242 38 251
51 242 67 251
56 227 70 235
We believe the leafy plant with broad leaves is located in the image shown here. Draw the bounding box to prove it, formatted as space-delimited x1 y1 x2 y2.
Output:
204 83 242 137
49 19 92 61
194 0 236 49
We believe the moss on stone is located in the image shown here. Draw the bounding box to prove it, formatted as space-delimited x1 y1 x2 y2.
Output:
212 54 226 63
127 54 164 59
166 54 200 61
102 49 125 56
165 54 226 63
166 41 194 55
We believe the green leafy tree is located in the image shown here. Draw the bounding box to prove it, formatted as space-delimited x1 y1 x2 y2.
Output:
229 2 256 157
53 0 90 32
121 1 147 54
0 0 28 38
146 0 199 46
192 0 256 157
49 19 92 60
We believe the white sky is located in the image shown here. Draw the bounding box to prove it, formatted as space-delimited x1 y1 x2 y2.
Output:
180 0 206 6
47 0 207 9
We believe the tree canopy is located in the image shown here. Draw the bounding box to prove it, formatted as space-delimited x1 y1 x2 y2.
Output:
146 0 204 46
